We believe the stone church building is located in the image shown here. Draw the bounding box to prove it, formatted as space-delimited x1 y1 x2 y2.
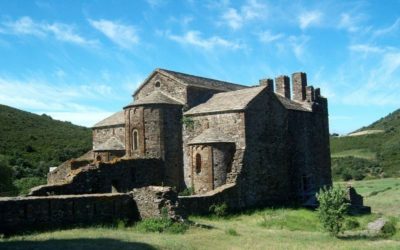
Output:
92 68 332 206
3 69 374 234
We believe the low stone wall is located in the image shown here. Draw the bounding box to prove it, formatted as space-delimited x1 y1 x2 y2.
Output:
0 193 136 234
31 158 164 196
178 183 241 215
132 186 184 220
0 186 183 235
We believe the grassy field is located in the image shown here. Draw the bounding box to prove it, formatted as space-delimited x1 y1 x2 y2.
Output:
342 178 400 217
1 178 399 250
331 149 377 160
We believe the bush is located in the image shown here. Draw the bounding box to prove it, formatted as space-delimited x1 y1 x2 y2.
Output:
209 203 229 217
344 218 360 230
316 186 349 237
13 177 46 195
225 228 239 236
178 187 194 196
382 217 397 237
0 157 16 195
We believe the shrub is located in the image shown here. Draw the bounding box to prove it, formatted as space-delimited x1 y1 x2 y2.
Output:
344 218 360 230
316 185 349 237
209 203 229 217
135 208 189 234
382 217 397 237
115 219 129 230
225 228 239 236
178 187 194 196
181 116 194 130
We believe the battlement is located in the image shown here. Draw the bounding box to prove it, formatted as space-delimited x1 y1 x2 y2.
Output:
260 72 323 104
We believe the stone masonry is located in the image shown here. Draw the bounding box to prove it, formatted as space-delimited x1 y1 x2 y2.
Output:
1 68 342 233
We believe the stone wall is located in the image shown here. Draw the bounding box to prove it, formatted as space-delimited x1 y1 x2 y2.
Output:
30 158 164 196
162 106 184 189
241 90 291 206
134 72 187 104
48 157 93 185
92 125 125 151
178 183 242 215
131 186 184 220
287 96 332 202
48 160 73 185
0 186 183 234
182 112 246 191
0 193 136 234
186 86 222 109
124 104 183 189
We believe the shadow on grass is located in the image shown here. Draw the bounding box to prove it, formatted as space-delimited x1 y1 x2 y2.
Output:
0 238 157 250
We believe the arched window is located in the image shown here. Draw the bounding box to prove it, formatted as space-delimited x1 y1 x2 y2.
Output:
96 155 102 162
155 81 161 88
195 153 202 174
133 130 139 150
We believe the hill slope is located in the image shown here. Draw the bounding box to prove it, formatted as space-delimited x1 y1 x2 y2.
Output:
0 104 92 194
331 109 400 180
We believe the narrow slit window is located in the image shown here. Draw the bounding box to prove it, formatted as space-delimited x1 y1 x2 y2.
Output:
133 130 139 150
195 153 202 174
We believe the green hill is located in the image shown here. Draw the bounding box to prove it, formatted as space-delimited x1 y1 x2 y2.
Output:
330 109 400 181
0 104 92 195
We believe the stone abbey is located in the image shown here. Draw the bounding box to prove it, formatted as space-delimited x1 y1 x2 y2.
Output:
91 68 332 205
1 68 340 233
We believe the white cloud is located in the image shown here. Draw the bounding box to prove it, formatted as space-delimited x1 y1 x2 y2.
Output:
41 111 114 127
46 23 97 46
3 16 45 36
288 35 309 61
349 44 384 54
222 8 243 30
299 10 322 29
342 51 400 106
221 0 267 30
258 30 284 43
168 30 243 50
1 16 96 46
338 13 360 32
0 75 120 127
373 18 400 37
89 19 138 49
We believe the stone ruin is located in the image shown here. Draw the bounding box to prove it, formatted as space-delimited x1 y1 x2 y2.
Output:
0 68 369 234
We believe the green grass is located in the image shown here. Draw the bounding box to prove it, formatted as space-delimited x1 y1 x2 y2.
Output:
331 149 376 160
339 178 400 217
1 178 400 250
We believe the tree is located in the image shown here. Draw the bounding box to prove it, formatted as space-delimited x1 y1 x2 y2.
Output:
316 185 349 236
0 156 16 195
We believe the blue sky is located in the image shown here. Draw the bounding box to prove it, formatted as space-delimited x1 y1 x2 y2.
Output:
0 0 399 134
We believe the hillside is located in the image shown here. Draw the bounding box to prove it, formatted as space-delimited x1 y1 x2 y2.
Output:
0 104 92 195
331 108 400 180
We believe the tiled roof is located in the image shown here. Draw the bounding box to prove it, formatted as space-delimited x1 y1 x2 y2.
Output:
184 86 265 115
126 91 183 107
92 111 124 128
133 68 247 96
159 69 247 91
93 136 125 151
275 95 311 112
188 128 234 145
